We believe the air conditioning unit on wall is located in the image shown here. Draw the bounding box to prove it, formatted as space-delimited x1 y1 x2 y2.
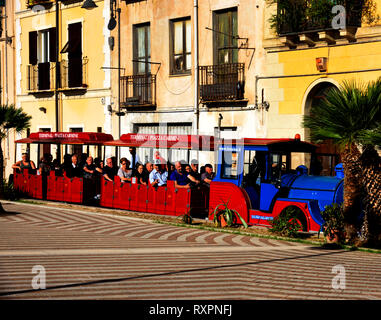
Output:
316 57 328 72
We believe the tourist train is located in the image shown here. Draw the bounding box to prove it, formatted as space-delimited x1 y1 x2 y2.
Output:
13 132 344 232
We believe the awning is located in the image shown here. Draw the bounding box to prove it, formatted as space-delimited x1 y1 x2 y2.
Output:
15 132 114 145
104 133 217 151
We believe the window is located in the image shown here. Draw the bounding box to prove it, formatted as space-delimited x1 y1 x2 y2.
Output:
70 128 83 156
221 149 239 179
213 8 238 65
29 28 56 65
39 128 51 159
133 123 192 164
243 150 267 186
63 22 83 88
170 18 191 74
270 153 287 181
133 23 151 75
29 28 56 91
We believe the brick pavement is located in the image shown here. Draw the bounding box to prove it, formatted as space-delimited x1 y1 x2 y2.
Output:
0 201 381 299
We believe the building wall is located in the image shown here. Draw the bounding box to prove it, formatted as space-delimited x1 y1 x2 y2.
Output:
262 0 381 140
1 0 17 180
13 0 111 168
113 0 268 165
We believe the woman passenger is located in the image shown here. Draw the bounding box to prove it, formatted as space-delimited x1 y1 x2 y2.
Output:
12 153 36 173
118 158 132 183
133 164 147 185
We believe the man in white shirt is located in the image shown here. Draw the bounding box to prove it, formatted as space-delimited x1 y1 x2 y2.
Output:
149 161 168 187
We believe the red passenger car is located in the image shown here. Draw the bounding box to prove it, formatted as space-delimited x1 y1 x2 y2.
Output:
103 133 216 218
14 132 113 203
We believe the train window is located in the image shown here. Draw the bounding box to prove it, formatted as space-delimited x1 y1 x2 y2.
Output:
290 152 312 174
270 153 287 180
221 150 239 179
244 150 255 175
243 150 266 185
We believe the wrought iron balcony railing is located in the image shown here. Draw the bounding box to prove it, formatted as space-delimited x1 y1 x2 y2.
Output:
27 58 88 93
120 74 157 108
275 0 363 36
27 62 56 92
60 57 88 90
26 0 53 7
122 0 146 4
199 63 245 103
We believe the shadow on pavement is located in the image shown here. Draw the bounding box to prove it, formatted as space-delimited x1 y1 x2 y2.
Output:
0 247 346 298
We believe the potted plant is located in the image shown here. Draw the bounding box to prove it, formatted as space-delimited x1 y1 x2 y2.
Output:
209 199 248 229
319 203 346 244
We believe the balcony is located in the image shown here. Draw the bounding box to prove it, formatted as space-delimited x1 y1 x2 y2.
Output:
27 58 88 95
199 63 246 106
122 0 146 4
26 0 53 8
27 62 56 93
120 74 156 110
273 0 364 47
60 57 88 93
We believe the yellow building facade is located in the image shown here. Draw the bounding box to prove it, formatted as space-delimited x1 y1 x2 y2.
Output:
6 0 381 176
261 0 381 173
1 1 17 180
13 0 112 169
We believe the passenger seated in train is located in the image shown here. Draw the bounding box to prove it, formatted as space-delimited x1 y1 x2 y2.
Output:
103 157 118 182
118 158 133 183
52 159 62 176
78 153 88 169
12 152 36 173
186 159 201 187
167 162 175 177
170 161 190 189
132 164 147 185
201 164 215 187
94 158 104 174
65 155 82 178
38 154 51 176
149 160 168 187
143 162 153 183
83 156 97 179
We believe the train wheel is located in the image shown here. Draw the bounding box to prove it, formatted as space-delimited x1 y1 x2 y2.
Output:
280 206 308 232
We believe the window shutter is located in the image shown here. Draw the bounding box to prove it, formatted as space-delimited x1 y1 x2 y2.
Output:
49 27 57 62
29 31 38 65
68 23 83 87
68 22 82 58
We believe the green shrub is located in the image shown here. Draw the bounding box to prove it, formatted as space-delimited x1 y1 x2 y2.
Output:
269 207 301 238
319 203 345 244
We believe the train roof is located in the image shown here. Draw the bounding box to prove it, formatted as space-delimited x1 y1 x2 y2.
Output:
219 136 317 152
15 132 114 145
15 132 316 152
104 133 217 151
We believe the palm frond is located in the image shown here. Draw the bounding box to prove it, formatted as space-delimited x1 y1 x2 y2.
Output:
303 78 381 149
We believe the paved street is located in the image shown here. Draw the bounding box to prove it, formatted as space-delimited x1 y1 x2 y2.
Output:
0 201 381 300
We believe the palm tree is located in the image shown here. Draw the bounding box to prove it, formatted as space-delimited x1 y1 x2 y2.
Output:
303 79 381 242
358 125 381 246
0 105 32 212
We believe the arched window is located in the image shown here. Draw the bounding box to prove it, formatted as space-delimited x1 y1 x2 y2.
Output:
305 82 341 176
